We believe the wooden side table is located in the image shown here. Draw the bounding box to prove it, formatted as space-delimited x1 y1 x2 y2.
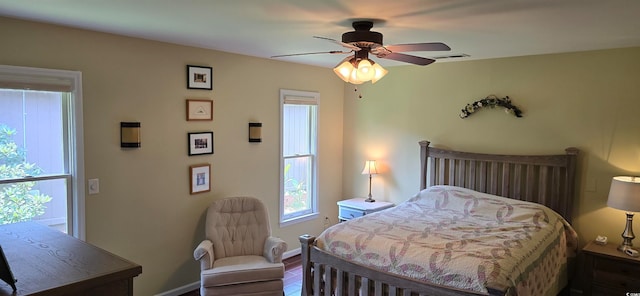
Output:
337 198 394 222
582 240 640 295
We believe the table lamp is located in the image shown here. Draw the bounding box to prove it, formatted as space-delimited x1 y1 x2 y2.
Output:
607 176 640 252
362 160 378 202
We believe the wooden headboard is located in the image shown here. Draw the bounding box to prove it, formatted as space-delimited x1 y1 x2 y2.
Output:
419 141 579 223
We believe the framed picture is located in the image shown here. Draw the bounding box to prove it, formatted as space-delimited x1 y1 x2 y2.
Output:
189 163 211 194
188 132 214 156
186 99 213 121
187 65 213 90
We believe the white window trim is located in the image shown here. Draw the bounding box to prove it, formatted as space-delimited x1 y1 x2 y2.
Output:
0 65 85 240
279 89 319 227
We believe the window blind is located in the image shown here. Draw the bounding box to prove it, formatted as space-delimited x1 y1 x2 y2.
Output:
283 95 318 105
0 65 76 92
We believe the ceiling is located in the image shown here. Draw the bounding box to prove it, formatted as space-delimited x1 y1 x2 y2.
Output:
1 0 639 68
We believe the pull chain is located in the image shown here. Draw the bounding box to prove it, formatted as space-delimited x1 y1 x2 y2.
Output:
354 86 363 99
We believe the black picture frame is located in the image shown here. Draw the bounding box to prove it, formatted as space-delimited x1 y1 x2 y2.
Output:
188 132 214 156
187 65 213 90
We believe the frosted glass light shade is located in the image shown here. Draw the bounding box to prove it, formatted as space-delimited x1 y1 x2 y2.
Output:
356 59 375 81
348 68 363 84
333 60 354 83
371 63 388 84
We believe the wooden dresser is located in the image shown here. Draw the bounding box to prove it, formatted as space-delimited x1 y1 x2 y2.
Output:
582 240 640 295
0 222 142 295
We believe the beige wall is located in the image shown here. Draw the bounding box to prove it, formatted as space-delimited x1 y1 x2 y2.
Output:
0 17 344 295
343 46 640 286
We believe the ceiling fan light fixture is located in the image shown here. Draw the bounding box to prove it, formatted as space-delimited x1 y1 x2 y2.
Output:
371 63 388 84
275 20 450 86
333 59 355 83
348 67 364 84
355 59 375 81
333 55 388 84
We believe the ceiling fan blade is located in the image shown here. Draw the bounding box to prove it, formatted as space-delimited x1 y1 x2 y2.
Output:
313 36 361 51
381 53 436 66
384 43 451 52
271 50 351 58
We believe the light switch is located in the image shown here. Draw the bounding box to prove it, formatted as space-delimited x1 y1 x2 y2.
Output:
88 179 100 195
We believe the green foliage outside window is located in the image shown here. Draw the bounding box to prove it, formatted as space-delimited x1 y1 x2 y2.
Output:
0 124 52 224
283 163 308 214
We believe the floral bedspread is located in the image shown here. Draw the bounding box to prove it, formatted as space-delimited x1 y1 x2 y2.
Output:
317 186 578 295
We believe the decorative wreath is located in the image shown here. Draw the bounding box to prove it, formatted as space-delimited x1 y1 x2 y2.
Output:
459 95 523 119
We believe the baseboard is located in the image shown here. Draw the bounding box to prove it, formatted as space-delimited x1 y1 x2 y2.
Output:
155 247 301 296
154 281 200 296
283 247 301 259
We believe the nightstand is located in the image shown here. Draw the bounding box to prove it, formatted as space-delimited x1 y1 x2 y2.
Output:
337 198 394 222
582 241 640 295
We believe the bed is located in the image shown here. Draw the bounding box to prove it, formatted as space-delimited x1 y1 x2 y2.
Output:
299 140 579 296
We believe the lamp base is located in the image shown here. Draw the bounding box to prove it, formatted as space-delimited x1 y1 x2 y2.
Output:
617 244 636 252
364 197 375 203
617 212 636 253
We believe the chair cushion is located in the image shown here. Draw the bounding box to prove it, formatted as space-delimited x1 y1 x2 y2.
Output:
202 255 284 288
201 280 283 296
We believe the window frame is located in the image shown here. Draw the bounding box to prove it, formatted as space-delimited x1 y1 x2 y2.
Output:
279 89 319 226
0 65 85 239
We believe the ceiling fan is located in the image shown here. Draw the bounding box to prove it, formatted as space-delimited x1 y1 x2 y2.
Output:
272 20 451 84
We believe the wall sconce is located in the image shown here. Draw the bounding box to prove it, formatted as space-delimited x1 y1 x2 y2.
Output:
248 122 262 143
120 122 141 148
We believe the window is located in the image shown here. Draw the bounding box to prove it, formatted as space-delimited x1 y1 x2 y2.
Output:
280 89 319 225
0 65 85 239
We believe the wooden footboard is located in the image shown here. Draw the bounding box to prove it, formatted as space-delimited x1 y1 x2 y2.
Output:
300 235 507 296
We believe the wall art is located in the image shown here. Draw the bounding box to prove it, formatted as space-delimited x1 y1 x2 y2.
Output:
186 99 213 121
189 163 211 194
187 65 213 90
188 131 214 156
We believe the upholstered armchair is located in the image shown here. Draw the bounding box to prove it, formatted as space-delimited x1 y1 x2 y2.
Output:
194 196 288 296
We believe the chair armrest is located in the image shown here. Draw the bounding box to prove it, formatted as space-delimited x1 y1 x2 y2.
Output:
263 236 287 263
194 239 214 270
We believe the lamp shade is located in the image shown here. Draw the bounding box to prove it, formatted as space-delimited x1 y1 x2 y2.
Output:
361 160 378 175
607 176 640 212
371 63 388 84
120 122 141 148
355 59 375 81
333 60 354 83
348 68 364 85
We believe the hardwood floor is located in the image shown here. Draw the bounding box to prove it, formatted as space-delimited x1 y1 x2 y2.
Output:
283 254 303 296
179 255 302 296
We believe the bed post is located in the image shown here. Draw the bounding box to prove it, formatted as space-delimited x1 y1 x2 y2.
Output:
299 234 315 296
564 147 579 223
419 140 431 190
